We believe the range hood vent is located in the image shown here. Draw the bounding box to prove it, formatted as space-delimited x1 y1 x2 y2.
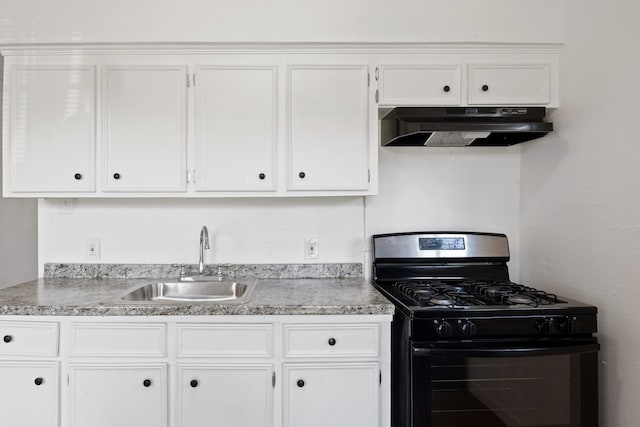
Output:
381 107 553 147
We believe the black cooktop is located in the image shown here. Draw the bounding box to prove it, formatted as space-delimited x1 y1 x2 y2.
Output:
392 279 565 308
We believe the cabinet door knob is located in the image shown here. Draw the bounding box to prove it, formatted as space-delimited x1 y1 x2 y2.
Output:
143 379 152 387
259 173 266 180
3 335 12 343
190 379 199 388
74 173 82 180
298 172 306 179
482 84 489 92
328 337 336 346
113 173 121 180
443 85 450 92
296 379 305 388
34 377 44 386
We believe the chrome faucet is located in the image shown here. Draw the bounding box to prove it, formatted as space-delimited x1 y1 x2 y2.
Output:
198 226 210 275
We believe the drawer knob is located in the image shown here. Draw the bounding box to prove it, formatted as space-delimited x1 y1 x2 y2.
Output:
328 337 336 346
259 173 266 180
482 84 489 92
297 379 305 388
3 335 12 343
443 85 451 92
34 377 44 386
74 173 82 180
143 379 152 387
298 172 306 179
113 173 121 180
190 379 199 388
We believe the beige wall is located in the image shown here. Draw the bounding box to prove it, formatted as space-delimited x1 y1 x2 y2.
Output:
519 1 640 425
0 55 38 287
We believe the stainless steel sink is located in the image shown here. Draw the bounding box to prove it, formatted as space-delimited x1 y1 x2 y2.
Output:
121 280 255 303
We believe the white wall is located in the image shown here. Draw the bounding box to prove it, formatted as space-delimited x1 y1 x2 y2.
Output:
366 147 521 278
0 0 564 44
38 145 522 280
38 197 365 273
519 1 640 425
0 55 38 287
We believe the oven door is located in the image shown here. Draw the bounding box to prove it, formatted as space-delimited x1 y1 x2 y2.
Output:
411 340 599 427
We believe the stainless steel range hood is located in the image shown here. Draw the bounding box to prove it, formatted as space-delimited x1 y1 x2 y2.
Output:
381 107 553 147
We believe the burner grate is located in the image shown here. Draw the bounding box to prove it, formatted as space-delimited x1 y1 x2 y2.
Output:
393 280 565 308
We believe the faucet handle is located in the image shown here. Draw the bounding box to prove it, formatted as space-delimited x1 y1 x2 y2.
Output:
172 264 186 278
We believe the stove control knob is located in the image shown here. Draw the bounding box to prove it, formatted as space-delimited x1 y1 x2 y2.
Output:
460 321 478 337
435 320 454 338
537 318 551 334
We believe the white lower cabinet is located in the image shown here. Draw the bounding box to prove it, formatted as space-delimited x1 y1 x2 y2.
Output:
0 361 59 427
178 364 273 427
69 364 168 427
0 315 390 427
283 363 379 427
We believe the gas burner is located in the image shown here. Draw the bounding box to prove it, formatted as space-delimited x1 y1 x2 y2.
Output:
429 295 455 306
505 294 536 305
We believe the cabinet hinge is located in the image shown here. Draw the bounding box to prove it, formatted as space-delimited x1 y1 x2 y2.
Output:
193 73 196 87
67 374 70 386
272 372 276 388
379 370 382 386
375 67 379 81
186 73 191 88
367 73 370 87
368 169 371 183
375 89 379 104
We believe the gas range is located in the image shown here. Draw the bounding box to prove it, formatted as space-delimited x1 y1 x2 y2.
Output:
371 232 599 427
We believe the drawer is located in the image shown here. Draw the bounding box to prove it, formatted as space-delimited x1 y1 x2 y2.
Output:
284 324 379 358
70 323 166 357
0 321 59 357
177 324 273 357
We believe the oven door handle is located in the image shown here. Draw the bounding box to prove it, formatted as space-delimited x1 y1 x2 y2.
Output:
413 342 600 358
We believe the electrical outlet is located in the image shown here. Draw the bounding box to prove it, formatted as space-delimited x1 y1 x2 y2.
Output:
86 238 100 260
305 237 319 260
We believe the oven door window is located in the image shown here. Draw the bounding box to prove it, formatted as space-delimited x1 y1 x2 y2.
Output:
412 342 599 427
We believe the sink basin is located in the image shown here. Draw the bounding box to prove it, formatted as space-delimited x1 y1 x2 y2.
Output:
121 280 254 303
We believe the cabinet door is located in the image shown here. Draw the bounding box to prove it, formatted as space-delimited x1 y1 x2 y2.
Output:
468 64 551 105
8 66 95 193
0 362 58 427
378 65 461 106
195 66 277 191
287 65 369 191
284 363 379 427
69 365 167 427
102 66 187 192
178 364 273 427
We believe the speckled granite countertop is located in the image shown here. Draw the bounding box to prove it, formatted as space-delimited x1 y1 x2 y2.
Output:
0 264 394 316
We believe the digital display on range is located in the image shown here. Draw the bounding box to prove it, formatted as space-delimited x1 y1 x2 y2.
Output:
419 237 465 251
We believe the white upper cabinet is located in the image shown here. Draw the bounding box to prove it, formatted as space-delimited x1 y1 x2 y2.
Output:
377 50 558 108
378 65 461 106
1 45 558 198
468 64 551 105
194 66 277 192
7 65 95 193
102 65 187 192
287 65 369 191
